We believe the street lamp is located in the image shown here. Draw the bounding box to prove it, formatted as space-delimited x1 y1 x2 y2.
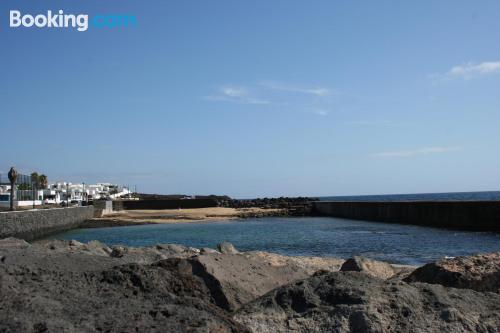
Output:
8 167 17 211
32 181 35 210
66 182 70 207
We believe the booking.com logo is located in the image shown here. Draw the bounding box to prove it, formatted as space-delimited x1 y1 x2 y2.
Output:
9 10 137 32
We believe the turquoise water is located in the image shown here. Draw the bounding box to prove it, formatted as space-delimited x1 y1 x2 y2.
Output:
49 217 500 265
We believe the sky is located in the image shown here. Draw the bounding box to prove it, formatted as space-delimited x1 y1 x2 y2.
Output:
1 1 500 198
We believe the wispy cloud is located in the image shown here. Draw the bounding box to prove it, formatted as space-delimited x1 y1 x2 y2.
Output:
260 81 331 96
371 146 462 158
344 120 394 126
205 85 270 105
313 109 329 116
432 61 500 81
205 81 336 108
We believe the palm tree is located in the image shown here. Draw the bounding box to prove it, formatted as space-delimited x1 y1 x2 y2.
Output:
30 172 39 189
8 167 18 211
39 175 48 189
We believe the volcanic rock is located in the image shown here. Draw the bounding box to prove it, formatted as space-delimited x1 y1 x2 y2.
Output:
201 247 221 255
0 241 248 332
242 250 344 275
218 242 239 254
3 238 498 332
340 256 396 279
404 252 500 293
235 271 500 333
192 253 314 311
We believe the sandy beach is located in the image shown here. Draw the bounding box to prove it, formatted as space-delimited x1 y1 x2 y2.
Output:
83 207 286 228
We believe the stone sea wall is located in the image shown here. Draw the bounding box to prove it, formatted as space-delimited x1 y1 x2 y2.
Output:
114 199 219 210
0 206 94 240
312 201 500 231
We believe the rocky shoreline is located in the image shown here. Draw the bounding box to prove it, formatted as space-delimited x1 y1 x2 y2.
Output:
85 197 319 228
223 197 318 216
0 238 499 332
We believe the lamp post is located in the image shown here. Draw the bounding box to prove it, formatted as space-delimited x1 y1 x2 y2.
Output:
32 181 35 210
8 167 17 211
65 182 69 207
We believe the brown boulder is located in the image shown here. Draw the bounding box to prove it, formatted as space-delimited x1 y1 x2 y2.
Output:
217 242 239 254
0 237 30 249
190 253 314 311
340 256 396 279
404 252 500 293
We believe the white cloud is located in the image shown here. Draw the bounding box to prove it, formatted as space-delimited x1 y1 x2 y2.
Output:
221 86 247 98
260 81 331 96
205 81 335 106
205 85 270 105
371 146 462 158
314 110 329 116
449 61 500 78
344 120 394 126
433 61 500 80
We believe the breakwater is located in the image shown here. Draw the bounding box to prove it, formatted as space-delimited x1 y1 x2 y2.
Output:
113 199 219 210
312 201 500 231
0 206 94 240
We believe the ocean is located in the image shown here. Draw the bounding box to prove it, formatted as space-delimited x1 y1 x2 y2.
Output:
319 191 500 202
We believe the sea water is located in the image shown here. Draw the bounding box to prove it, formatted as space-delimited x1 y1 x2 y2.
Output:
319 191 500 202
49 216 500 265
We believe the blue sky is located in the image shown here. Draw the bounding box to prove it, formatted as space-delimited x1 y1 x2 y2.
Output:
1 1 500 198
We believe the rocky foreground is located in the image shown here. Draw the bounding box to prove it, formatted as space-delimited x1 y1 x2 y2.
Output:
0 238 499 332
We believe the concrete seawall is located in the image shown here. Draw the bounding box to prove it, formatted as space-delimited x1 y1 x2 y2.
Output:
115 199 219 210
0 206 94 240
312 201 500 231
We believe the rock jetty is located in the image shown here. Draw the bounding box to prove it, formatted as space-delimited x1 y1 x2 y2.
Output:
0 238 498 332
226 197 318 216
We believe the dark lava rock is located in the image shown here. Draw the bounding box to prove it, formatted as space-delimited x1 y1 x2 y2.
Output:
218 242 239 254
404 252 500 293
0 256 248 332
3 239 499 332
110 245 128 258
227 197 318 209
0 239 313 331
0 239 248 332
235 271 500 332
340 256 396 279
225 197 318 215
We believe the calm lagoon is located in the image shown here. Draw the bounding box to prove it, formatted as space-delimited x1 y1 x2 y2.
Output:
49 216 500 265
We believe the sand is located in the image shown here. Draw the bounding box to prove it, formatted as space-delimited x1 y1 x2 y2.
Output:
84 207 286 228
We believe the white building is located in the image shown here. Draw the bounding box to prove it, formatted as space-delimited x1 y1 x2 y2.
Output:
0 189 44 208
0 185 10 194
48 182 131 202
0 181 131 208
